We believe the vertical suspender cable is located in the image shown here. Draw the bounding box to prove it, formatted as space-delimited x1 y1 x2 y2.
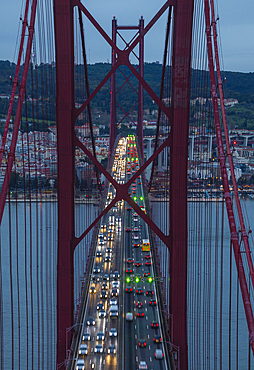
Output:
0 0 38 224
209 0 254 293
204 0 254 354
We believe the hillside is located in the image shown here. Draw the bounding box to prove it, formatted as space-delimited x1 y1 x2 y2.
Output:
0 60 254 131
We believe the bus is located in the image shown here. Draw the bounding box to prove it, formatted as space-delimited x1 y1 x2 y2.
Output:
142 239 150 252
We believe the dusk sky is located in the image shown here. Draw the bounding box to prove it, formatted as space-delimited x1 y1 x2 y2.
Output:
0 0 253 72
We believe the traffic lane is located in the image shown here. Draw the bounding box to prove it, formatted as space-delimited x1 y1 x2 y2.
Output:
123 208 136 370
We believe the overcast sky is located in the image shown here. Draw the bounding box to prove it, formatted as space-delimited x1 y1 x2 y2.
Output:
0 0 253 72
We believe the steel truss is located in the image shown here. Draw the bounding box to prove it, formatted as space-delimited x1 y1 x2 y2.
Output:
54 1 194 368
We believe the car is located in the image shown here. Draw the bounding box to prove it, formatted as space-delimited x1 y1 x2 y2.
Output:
135 261 141 267
149 299 157 306
109 328 117 337
133 243 140 248
136 301 143 308
99 240 105 245
113 271 120 279
105 256 111 262
126 227 131 232
139 361 148 369
98 233 104 239
96 331 105 340
101 283 109 290
108 235 113 241
106 248 112 254
97 302 104 310
110 298 117 305
145 254 151 259
125 286 133 293
82 332 91 341
126 312 133 321
112 281 119 289
133 235 139 239
155 349 164 359
94 344 103 353
98 309 106 318
144 271 150 277
76 359 85 370
133 217 138 222
91 275 100 282
127 258 133 264
96 251 102 257
139 339 147 347
126 268 133 274
89 286 96 294
145 261 152 266
108 344 116 354
146 290 153 296
79 343 88 355
93 267 100 273
151 321 159 328
153 335 162 343
111 288 118 297
127 206 131 211
133 227 139 232
87 317 95 326
137 311 145 317
136 288 143 295
100 291 108 299
103 274 110 281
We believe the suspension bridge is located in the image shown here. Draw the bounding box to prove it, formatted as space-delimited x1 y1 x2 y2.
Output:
0 0 254 369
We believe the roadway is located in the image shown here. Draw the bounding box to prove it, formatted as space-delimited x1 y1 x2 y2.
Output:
73 136 169 370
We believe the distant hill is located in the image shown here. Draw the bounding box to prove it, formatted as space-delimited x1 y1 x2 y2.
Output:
0 60 254 129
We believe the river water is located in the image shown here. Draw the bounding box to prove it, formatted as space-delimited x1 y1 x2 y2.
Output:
0 199 253 369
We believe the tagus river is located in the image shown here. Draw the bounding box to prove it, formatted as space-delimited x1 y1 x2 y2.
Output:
0 199 253 369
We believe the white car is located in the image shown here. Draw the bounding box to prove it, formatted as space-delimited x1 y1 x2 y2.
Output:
110 298 117 305
76 359 85 370
79 343 88 355
139 361 148 369
155 349 164 359
126 312 133 321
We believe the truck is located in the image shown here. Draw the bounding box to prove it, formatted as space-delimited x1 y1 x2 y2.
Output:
142 239 150 252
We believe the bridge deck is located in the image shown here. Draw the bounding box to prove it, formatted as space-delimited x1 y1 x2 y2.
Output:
70 136 170 370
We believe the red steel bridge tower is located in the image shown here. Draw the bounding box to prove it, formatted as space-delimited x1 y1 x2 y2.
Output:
1 0 254 369
53 0 194 367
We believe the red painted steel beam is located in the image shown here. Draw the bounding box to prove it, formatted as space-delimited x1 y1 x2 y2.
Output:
109 17 117 155
204 0 254 353
169 0 194 367
0 0 37 224
149 8 172 191
78 8 101 193
209 0 254 293
137 16 144 161
0 0 30 168
54 0 76 367
117 26 139 30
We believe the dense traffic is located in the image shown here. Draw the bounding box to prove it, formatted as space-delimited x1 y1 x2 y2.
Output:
74 136 168 370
